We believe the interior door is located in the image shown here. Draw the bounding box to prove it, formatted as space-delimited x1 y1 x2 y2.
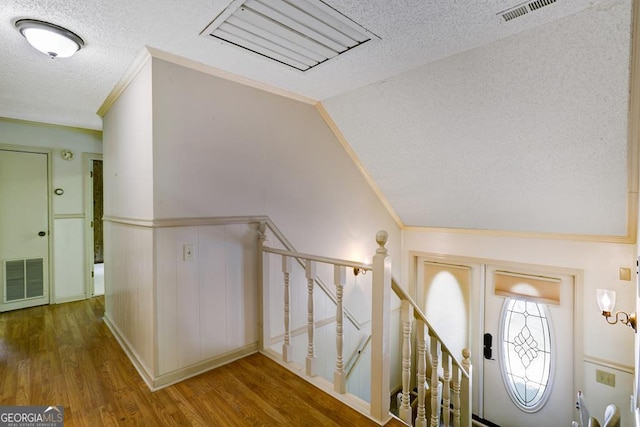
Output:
483 265 574 426
0 149 50 312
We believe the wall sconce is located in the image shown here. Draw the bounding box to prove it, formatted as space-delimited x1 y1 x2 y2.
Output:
353 267 366 276
596 289 636 332
353 256 371 276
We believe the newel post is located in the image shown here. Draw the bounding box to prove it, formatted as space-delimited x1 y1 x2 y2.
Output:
257 222 270 351
370 230 391 424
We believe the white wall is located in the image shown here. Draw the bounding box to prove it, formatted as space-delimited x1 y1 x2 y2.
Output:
403 229 636 425
0 118 102 302
102 58 155 382
101 51 400 389
151 58 401 275
102 59 154 221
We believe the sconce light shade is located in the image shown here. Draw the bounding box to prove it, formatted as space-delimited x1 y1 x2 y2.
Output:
596 288 616 315
596 288 636 332
15 19 84 58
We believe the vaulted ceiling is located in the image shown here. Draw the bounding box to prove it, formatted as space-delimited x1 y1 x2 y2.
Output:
0 0 634 237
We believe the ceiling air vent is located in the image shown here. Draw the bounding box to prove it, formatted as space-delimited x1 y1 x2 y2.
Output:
201 0 378 72
499 0 557 22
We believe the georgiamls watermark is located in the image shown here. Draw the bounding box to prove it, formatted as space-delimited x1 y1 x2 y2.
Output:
0 406 64 427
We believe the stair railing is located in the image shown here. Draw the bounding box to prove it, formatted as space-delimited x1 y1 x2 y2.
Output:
392 279 472 427
258 227 472 426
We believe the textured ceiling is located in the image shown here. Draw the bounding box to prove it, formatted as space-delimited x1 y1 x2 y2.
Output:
0 0 609 130
0 0 633 235
323 0 632 235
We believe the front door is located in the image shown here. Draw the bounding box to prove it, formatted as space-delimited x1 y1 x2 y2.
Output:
482 265 574 426
0 149 50 312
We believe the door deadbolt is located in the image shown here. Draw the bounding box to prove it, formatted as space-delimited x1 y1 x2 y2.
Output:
38 231 46 236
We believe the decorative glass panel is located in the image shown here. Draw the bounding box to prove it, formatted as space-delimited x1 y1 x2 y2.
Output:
500 298 553 412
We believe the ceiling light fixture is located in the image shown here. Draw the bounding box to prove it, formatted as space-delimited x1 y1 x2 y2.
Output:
15 19 84 58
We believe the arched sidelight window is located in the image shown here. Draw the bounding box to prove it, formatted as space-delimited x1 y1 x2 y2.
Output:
499 298 554 412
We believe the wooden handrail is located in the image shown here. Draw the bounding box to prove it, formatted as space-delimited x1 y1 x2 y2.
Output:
263 246 371 272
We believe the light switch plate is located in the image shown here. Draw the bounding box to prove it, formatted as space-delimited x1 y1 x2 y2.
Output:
596 369 615 387
183 244 195 261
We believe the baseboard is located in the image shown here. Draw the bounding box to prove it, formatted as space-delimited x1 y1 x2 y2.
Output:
54 294 87 304
104 312 259 392
103 314 155 389
151 343 259 390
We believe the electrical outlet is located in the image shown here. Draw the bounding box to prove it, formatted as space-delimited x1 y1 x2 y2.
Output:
596 369 615 387
183 244 195 261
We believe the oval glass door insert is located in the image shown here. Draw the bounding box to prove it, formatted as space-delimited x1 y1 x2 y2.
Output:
499 298 554 412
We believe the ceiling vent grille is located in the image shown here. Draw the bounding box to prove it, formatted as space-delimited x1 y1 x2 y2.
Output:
201 0 378 72
499 0 557 22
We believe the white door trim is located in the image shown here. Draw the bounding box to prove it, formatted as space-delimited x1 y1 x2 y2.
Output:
83 152 103 298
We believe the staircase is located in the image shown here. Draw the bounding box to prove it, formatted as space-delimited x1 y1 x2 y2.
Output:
257 223 472 426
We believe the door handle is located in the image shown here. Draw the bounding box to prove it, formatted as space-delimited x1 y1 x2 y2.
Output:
38 231 46 236
484 333 493 360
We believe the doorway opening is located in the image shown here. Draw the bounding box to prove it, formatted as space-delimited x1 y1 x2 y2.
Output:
84 153 103 298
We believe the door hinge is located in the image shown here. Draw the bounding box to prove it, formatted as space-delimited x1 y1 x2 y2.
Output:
91 271 94 278
90 171 93 178
91 221 93 228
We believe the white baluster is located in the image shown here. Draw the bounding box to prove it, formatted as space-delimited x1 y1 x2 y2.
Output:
282 255 292 363
461 348 472 427
452 364 461 427
430 335 441 427
400 300 413 425
415 319 427 427
305 259 317 376
334 265 347 393
443 351 451 427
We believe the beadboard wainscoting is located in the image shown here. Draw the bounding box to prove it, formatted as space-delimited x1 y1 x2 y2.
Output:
104 217 262 390
53 215 86 303
103 219 156 386
155 221 259 385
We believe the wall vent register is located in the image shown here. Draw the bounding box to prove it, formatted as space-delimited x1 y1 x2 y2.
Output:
201 0 379 72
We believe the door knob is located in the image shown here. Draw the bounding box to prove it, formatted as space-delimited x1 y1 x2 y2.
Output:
38 231 46 236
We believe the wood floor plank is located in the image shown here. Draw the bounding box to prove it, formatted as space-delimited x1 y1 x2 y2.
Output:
0 297 407 426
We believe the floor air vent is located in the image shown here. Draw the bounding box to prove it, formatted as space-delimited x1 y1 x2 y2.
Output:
499 0 557 21
200 0 378 72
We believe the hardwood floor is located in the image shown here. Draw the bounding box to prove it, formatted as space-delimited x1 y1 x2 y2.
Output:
0 297 406 426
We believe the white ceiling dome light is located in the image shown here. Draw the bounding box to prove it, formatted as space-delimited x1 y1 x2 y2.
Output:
15 19 84 58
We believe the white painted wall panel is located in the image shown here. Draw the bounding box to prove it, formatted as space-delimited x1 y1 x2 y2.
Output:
175 226 201 368
150 58 401 279
197 226 227 360
582 361 634 427
102 59 154 220
155 223 259 376
225 223 258 349
104 221 155 377
53 218 85 302
156 226 178 374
